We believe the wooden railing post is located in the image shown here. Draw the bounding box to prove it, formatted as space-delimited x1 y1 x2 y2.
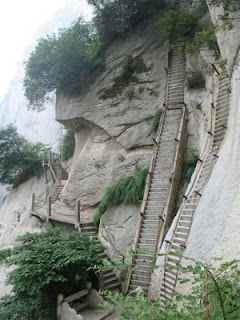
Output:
47 196 51 221
75 200 81 230
32 193 35 211
46 186 50 202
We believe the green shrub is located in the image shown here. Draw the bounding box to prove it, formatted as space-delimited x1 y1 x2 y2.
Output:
99 56 148 100
94 167 149 230
101 258 240 320
184 152 199 182
125 88 135 101
0 228 103 320
0 125 47 187
93 212 101 231
153 109 162 131
24 18 102 110
156 8 201 42
186 70 206 89
87 0 167 43
0 249 11 264
60 129 75 161
180 26 218 54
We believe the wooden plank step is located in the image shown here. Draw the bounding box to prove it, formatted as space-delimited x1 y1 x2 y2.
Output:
129 284 148 293
130 279 150 288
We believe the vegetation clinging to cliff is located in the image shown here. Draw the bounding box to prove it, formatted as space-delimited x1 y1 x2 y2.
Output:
0 228 102 320
24 1 168 110
0 125 46 187
93 166 149 230
24 18 102 110
87 0 167 43
60 129 75 161
156 0 208 42
102 257 240 320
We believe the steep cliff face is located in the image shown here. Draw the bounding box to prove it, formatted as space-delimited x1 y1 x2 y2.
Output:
184 3 240 261
55 16 215 257
56 23 167 221
0 175 50 297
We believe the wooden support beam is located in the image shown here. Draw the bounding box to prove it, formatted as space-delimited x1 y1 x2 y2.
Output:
195 191 202 197
211 63 220 75
32 193 35 211
75 200 81 229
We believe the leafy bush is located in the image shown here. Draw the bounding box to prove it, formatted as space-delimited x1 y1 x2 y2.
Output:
153 109 162 131
0 125 47 187
0 228 103 320
186 70 206 89
60 129 75 161
101 257 240 320
180 24 218 54
184 152 199 182
156 1 208 42
93 212 101 231
24 18 102 110
93 167 149 230
87 0 167 43
0 249 11 264
99 56 148 100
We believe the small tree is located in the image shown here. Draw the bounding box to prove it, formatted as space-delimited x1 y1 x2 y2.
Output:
0 228 103 320
88 0 167 43
24 18 102 110
0 125 47 187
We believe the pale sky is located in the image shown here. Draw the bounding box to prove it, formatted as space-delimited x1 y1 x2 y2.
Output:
0 0 92 101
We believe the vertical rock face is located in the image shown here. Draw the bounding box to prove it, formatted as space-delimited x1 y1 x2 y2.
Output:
0 0 92 298
184 4 240 262
56 22 168 220
0 0 90 148
0 175 49 298
55 13 216 254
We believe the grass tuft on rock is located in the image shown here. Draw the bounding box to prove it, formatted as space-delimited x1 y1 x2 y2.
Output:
186 70 206 89
153 109 162 131
60 129 75 161
184 152 199 183
93 166 149 230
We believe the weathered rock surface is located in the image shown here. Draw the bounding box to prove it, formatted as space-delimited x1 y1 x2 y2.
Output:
99 203 140 259
57 23 168 222
184 2 240 263
56 18 214 257
0 175 50 297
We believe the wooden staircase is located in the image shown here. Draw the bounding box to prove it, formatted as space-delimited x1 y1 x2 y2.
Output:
159 74 231 304
77 223 120 292
124 42 187 296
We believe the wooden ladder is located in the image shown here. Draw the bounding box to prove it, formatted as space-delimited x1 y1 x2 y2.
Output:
159 73 231 304
124 41 187 296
